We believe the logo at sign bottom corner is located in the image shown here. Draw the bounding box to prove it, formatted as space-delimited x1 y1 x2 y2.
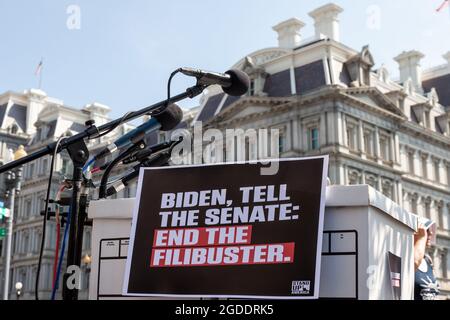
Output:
291 280 311 295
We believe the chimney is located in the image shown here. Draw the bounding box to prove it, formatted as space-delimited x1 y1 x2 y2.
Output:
272 18 305 49
308 3 343 42
394 50 425 94
443 51 450 66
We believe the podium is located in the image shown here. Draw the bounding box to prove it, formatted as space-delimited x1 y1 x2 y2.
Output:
87 185 417 300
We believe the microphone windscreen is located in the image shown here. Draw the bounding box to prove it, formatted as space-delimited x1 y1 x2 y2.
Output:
223 69 250 96
154 103 183 131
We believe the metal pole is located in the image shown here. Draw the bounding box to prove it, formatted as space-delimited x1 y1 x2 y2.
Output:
3 183 15 300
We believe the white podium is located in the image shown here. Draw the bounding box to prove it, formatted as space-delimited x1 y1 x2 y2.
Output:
87 185 417 300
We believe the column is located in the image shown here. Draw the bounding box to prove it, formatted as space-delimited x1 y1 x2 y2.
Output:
286 121 292 151
301 122 307 151
413 150 421 177
438 159 446 185
329 110 337 145
358 120 365 158
320 112 327 146
394 133 400 164
343 164 348 185
292 118 299 150
374 127 381 163
377 175 382 191
396 181 403 207
339 112 348 146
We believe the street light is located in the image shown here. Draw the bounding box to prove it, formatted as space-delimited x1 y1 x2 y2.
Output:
82 254 91 266
15 282 22 300
2 146 27 300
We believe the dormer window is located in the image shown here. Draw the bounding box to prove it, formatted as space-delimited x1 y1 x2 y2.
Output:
344 45 375 87
241 56 268 96
411 103 432 128
9 124 18 135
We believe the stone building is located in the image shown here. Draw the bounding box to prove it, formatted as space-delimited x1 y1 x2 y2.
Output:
192 3 450 298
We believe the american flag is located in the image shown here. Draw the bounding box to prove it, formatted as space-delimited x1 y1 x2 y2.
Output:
34 59 43 76
436 0 449 12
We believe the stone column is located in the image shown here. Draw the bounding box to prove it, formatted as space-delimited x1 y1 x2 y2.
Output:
413 150 421 177
374 127 381 163
341 112 347 147
358 120 365 158
438 159 446 185
292 118 299 150
320 112 327 146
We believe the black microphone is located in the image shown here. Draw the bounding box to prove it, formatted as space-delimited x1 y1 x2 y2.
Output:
105 151 172 197
179 68 250 96
122 136 183 164
94 103 183 161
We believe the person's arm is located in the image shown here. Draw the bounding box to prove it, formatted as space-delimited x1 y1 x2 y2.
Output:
414 224 427 271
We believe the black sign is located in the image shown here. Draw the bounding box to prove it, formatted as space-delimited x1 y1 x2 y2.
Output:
123 157 328 299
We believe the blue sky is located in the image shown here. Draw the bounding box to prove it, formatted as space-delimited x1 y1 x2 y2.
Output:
0 0 449 119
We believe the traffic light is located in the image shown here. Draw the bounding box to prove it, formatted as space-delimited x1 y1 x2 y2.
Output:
0 227 6 238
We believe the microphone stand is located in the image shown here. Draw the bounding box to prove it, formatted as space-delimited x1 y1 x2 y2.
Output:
0 83 206 301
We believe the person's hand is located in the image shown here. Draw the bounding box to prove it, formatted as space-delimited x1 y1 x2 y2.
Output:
414 224 427 242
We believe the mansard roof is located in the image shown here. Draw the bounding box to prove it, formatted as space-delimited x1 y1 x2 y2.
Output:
423 73 450 108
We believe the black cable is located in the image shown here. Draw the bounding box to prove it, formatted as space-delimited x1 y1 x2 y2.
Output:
98 142 144 198
97 68 181 198
93 68 181 141
35 136 64 300
148 69 181 117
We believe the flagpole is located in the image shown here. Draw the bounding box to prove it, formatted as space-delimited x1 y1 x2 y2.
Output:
38 58 43 90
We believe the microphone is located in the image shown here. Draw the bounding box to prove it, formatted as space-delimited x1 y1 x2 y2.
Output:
94 103 183 161
179 68 250 96
105 151 172 197
122 137 183 164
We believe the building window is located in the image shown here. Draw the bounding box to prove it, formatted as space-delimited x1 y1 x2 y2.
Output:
421 155 428 180
424 198 431 219
278 132 286 153
23 232 29 254
25 199 32 219
434 160 440 183
29 163 35 179
437 203 444 229
424 111 430 128
9 124 18 135
346 122 357 151
42 158 48 175
348 169 361 185
363 129 375 158
308 128 319 150
447 163 450 186
379 134 391 162
381 179 393 199
411 195 418 214
365 174 378 190
408 151 415 175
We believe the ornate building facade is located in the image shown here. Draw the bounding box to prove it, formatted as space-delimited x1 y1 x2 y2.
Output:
1 2 449 300
192 3 450 298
